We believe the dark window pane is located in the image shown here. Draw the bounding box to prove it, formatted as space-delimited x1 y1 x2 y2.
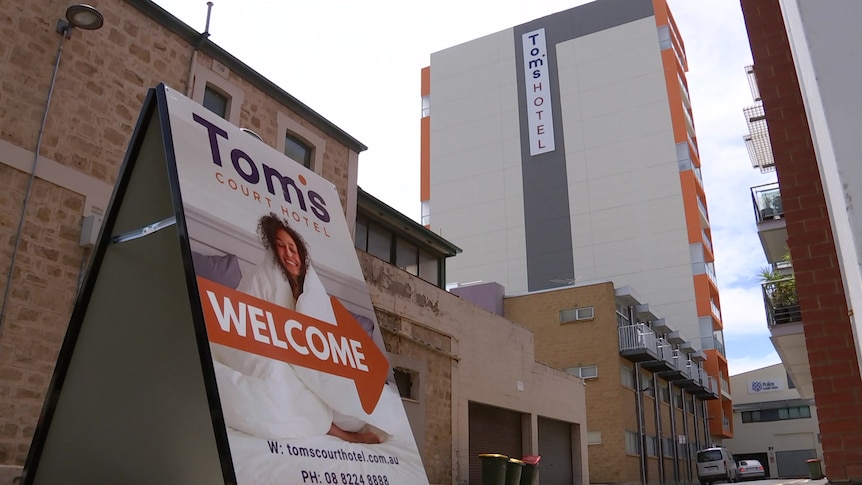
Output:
354 215 368 251
285 133 313 168
800 406 811 418
367 223 391 262
393 368 413 399
418 249 439 284
396 238 418 275
203 86 228 118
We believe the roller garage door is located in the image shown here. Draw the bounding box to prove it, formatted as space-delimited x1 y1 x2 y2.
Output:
538 416 573 485
469 402 523 485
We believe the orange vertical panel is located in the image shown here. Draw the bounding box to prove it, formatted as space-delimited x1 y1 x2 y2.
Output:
420 116 430 201
420 66 431 202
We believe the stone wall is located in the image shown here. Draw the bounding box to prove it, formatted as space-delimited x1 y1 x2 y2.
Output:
0 0 356 471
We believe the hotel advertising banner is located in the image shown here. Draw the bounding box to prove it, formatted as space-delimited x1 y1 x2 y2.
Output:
166 86 429 484
22 84 429 485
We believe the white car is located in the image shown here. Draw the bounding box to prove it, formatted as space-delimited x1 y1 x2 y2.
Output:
697 447 739 485
737 459 766 481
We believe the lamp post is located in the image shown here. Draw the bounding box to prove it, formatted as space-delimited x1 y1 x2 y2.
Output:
0 5 105 330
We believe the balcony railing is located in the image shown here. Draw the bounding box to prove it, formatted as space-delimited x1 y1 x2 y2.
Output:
762 277 801 326
619 323 665 363
752 182 783 222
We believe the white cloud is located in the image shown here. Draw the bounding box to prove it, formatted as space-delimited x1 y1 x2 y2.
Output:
718 286 770 337
728 352 781 377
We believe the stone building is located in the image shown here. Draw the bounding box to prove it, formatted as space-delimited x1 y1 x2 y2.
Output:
0 1 587 483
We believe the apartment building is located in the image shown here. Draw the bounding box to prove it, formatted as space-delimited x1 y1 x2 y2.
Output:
421 0 732 443
0 2 588 484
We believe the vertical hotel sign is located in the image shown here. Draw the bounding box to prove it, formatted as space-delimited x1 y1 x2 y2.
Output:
522 28 555 156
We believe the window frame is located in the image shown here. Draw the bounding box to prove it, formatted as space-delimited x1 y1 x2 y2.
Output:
276 111 326 175
191 63 245 125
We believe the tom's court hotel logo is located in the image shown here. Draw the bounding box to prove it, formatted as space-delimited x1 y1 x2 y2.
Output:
522 28 556 156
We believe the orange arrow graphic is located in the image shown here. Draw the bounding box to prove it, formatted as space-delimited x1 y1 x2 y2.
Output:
197 277 389 414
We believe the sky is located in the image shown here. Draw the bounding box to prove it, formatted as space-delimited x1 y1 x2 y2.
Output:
151 0 780 376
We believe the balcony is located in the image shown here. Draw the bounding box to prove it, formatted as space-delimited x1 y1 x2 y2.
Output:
762 275 815 399
619 323 659 362
751 182 788 264
693 374 719 400
677 362 701 391
658 349 691 382
762 277 801 326
642 337 675 372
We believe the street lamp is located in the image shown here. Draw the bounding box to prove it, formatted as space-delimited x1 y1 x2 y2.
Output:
0 5 105 329
58 4 104 36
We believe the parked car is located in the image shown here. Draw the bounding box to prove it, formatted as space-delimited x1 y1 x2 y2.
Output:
697 447 739 484
737 459 766 481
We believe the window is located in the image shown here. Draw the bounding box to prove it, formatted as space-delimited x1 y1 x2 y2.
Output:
354 214 444 286
367 222 392 261
396 238 419 275
674 390 685 409
646 436 658 457
659 386 670 403
354 215 368 251
741 405 811 423
587 431 602 445
421 200 431 226
418 249 439 285
621 365 634 388
566 365 598 379
203 85 229 118
625 431 640 455
662 437 674 457
393 367 416 400
616 303 630 326
560 306 594 323
641 371 655 397
421 95 430 118
284 133 313 168
192 65 244 124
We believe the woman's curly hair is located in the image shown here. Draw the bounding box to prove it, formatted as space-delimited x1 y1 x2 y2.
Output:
257 213 309 293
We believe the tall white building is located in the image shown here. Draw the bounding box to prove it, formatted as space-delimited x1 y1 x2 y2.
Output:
421 0 734 439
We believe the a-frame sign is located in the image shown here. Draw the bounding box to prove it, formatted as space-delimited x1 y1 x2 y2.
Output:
22 84 430 485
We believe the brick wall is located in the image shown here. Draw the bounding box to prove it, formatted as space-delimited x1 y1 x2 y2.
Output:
741 0 862 481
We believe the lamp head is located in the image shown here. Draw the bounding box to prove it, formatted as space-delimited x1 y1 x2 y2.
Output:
66 4 104 30
57 4 104 37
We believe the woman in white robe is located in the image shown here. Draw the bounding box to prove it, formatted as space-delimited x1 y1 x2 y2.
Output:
210 213 384 444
